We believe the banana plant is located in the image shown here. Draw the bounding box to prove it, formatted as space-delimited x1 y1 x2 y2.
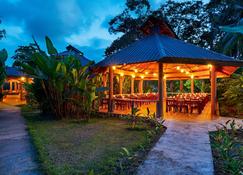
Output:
20 36 102 119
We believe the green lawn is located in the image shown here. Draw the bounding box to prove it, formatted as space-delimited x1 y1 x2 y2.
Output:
23 109 164 175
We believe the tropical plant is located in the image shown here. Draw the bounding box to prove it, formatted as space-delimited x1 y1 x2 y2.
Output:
20 36 101 119
211 120 243 174
130 106 141 129
218 73 243 116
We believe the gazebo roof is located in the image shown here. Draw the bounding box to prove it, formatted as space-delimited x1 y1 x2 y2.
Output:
97 33 243 67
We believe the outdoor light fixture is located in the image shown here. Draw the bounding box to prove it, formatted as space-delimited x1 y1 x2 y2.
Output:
141 75 144 79
208 64 212 70
191 75 194 79
21 77 26 81
186 71 189 75
132 74 135 78
145 71 148 75
180 69 184 73
112 66 116 70
163 75 166 79
120 73 124 77
134 69 138 73
176 66 180 70
153 73 157 76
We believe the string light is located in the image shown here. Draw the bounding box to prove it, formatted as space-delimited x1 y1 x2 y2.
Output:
132 74 135 78
145 71 148 75
176 66 180 70
163 75 166 79
112 66 116 70
153 73 157 77
120 73 124 77
186 71 189 75
191 75 194 79
141 75 144 79
180 69 184 73
134 69 138 73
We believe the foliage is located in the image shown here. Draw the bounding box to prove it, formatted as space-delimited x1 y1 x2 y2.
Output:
106 0 212 55
218 73 243 116
210 120 243 175
0 49 7 86
13 41 40 67
207 0 243 58
19 36 101 119
0 19 6 39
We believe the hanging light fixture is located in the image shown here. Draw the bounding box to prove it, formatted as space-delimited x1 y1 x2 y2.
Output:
120 72 124 77
134 69 138 73
145 71 148 75
112 66 116 70
176 66 180 70
132 74 135 78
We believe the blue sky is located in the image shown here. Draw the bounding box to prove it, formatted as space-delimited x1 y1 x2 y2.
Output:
0 0 207 66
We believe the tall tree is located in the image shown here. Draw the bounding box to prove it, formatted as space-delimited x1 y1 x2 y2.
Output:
12 42 40 67
105 0 151 56
105 0 211 55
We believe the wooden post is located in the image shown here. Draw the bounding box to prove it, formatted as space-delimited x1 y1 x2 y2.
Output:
131 77 134 94
156 62 164 118
180 80 183 92
108 67 114 112
119 76 124 94
163 78 167 99
138 79 143 94
202 79 205 92
103 73 107 95
191 78 194 93
211 65 216 116
9 81 12 93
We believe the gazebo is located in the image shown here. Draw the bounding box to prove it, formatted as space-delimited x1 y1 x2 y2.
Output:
96 17 243 119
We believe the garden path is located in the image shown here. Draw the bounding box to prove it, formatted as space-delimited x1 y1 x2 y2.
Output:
0 103 41 175
137 117 242 175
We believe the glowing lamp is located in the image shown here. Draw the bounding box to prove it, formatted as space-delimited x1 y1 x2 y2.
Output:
112 66 116 70
153 73 157 76
191 75 194 79
120 73 124 77
21 77 26 81
132 74 135 78
176 66 180 70
145 71 148 75
134 69 138 73
180 69 184 73
141 75 144 79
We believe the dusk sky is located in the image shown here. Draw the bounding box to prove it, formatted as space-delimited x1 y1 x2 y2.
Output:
0 0 208 66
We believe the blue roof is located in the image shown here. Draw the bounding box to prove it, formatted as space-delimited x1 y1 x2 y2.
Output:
97 33 243 67
6 66 25 77
58 45 91 66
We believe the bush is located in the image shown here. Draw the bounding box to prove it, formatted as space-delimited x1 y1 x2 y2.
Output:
210 120 243 175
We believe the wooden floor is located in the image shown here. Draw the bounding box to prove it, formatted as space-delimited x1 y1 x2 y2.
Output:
99 101 219 122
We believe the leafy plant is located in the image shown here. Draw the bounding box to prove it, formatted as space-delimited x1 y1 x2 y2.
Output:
130 106 141 129
19 36 102 119
218 73 243 117
211 120 243 174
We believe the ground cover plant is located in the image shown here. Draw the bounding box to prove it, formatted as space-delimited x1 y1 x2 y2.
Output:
210 120 243 175
22 106 166 175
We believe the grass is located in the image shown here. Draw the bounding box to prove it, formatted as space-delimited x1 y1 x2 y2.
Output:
22 108 165 175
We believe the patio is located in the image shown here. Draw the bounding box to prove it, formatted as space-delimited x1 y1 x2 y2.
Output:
96 17 242 120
